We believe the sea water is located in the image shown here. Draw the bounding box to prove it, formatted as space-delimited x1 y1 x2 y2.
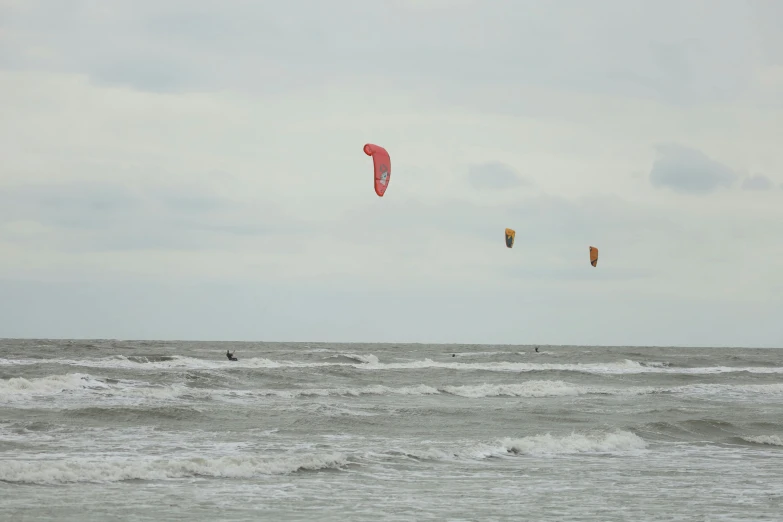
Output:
1 339 782 521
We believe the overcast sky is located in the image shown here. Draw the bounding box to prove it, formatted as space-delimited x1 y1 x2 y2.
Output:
1 0 782 346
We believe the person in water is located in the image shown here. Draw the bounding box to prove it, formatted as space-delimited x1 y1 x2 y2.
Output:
226 349 237 361
534 347 539 353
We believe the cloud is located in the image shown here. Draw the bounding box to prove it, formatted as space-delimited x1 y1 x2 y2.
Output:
0 181 139 227
0 0 764 106
748 0 783 67
467 162 529 190
648 143 738 194
1 3 782 345
0 179 308 255
741 174 774 191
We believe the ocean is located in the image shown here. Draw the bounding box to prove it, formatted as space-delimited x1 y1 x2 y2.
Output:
1 339 781 521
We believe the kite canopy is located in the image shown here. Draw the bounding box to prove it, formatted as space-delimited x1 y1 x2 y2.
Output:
363 143 391 197
505 228 515 248
589 246 599 267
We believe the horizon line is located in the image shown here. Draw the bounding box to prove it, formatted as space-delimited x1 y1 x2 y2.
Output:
1 336 779 350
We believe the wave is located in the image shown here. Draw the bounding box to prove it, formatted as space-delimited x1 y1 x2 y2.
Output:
0 373 110 399
501 430 648 456
441 381 593 398
124 355 178 364
3 354 782 376
324 353 380 365
0 429 647 485
451 351 509 357
741 435 783 447
66 405 207 422
636 417 783 448
450 350 589 358
367 358 783 375
0 452 350 485
5 374 783 405
389 430 648 462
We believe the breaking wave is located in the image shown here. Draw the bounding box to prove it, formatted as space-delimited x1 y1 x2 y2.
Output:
0 429 649 485
741 435 783 447
0 452 350 485
501 430 648 456
383 430 648 462
3 355 783 376
0 373 110 399
5 374 783 406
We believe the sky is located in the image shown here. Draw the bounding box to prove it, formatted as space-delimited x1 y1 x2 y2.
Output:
1 0 782 346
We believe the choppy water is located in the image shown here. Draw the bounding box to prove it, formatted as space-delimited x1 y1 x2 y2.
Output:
1 339 782 521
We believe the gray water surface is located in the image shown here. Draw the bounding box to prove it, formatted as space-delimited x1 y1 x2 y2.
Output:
1 340 782 521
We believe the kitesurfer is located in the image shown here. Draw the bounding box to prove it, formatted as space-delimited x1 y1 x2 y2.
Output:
226 349 237 361
534 347 539 353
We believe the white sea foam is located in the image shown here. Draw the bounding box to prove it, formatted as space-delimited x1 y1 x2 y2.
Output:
5 373 783 408
501 430 648 456
377 430 649 463
3 355 783 376
441 381 587 398
0 373 109 400
0 452 350 484
741 435 783 447
0 428 649 486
